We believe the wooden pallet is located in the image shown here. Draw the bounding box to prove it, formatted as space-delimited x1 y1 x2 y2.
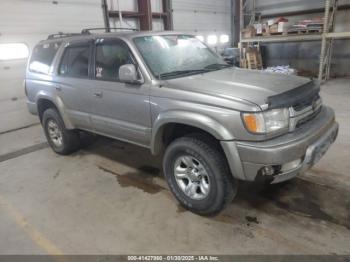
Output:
269 31 288 36
288 28 322 35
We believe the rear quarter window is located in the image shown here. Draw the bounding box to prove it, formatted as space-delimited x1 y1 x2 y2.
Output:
29 42 61 74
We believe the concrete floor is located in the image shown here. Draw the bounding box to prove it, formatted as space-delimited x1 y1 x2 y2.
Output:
0 78 349 255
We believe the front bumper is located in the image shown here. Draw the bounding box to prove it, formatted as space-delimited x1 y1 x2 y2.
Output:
221 106 338 183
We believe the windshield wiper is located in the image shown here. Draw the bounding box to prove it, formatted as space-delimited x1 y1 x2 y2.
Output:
204 63 232 70
159 64 232 79
159 69 208 79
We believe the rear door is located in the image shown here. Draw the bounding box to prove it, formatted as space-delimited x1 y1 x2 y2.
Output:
53 40 94 130
89 38 151 147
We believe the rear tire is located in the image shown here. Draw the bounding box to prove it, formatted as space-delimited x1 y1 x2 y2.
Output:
42 108 80 155
163 135 238 215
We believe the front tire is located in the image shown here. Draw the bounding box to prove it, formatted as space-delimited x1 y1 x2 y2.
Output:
163 135 238 215
42 108 80 155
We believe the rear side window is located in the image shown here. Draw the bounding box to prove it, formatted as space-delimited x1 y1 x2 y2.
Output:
29 42 61 74
59 45 90 78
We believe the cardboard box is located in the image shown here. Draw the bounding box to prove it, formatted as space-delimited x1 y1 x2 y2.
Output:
269 24 279 34
277 22 289 33
263 23 270 36
267 19 275 26
255 23 263 35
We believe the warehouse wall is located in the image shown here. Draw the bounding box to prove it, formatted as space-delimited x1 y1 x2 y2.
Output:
0 0 104 101
172 0 232 49
0 0 232 102
255 0 350 77
109 0 232 48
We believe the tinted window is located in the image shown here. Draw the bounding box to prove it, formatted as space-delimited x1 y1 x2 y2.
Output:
59 45 90 78
95 41 133 80
29 42 61 74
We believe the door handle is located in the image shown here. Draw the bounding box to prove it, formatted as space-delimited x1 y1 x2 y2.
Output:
93 91 103 98
54 84 62 91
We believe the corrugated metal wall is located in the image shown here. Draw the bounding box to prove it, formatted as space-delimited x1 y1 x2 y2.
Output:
0 0 233 54
172 0 231 48
108 0 233 45
0 0 103 49
0 0 104 101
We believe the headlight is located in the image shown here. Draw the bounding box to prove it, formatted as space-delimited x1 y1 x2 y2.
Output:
242 108 289 134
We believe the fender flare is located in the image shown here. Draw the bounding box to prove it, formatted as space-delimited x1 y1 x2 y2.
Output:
150 110 235 155
36 91 74 129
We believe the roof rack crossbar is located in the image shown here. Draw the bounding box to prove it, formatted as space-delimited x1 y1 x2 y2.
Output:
47 32 81 40
81 27 138 34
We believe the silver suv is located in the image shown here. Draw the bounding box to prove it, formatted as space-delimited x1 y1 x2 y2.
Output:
25 30 338 215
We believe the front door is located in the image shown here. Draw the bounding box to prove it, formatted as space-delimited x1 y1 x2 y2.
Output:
90 38 151 147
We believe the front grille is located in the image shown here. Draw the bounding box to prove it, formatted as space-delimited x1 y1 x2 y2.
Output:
289 96 322 131
295 106 322 128
292 93 320 112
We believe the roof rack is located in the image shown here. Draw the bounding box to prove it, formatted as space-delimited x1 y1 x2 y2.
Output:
46 27 138 40
81 27 139 34
47 32 81 40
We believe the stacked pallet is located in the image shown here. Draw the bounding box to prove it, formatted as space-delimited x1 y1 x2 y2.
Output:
288 19 323 34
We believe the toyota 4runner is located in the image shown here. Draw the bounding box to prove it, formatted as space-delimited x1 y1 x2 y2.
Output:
25 30 338 215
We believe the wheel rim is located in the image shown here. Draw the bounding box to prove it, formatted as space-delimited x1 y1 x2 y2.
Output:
174 155 210 200
47 120 63 147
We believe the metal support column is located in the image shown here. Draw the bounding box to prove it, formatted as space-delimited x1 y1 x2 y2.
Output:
319 0 331 81
319 0 339 81
138 0 152 31
163 0 173 30
231 0 240 46
101 0 110 32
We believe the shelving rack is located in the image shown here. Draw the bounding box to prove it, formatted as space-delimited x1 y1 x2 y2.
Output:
239 0 350 81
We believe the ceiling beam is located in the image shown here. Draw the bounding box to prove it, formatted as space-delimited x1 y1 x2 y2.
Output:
261 4 350 19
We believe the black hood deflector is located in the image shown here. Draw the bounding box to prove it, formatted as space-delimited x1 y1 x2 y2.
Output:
266 81 320 109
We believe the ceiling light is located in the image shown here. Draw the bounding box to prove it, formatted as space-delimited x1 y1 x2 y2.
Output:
220 34 229 43
207 35 218 45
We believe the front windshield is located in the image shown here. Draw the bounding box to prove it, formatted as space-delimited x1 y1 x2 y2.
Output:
133 35 230 79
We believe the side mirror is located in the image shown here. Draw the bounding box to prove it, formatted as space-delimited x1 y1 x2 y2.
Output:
119 64 141 84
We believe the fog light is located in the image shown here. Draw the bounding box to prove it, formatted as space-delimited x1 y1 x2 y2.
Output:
261 166 275 176
281 159 302 172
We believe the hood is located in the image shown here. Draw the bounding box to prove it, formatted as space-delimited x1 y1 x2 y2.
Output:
164 67 312 107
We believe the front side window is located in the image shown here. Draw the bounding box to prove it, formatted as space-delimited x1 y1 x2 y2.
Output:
29 42 61 74
95 41 134 81
133 35 229 79
59 45 90 78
